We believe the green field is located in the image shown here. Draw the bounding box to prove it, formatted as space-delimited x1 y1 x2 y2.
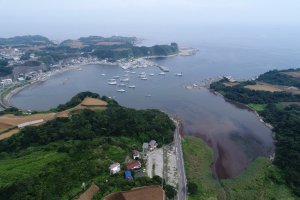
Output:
248 103 266 112
0 151 67 188
182 136 296 200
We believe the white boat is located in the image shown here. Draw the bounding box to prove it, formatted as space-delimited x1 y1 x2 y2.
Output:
108 79 117 85
158 72 166 75
146 94 152 97
101 73 106 76
149 73 155 76
140 77 148 80
176 72 183 76
117 89 126 92
131 71 136 74
118 83 126 87
120 78 130 82
128 85 136 88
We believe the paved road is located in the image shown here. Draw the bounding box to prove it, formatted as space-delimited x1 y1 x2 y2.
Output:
173 119 187 200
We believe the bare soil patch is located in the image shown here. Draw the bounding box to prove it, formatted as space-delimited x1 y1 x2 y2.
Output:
223 82 240 87
96 41 124 46
0 128 19 140
245 83 300 94
245 84 283 92
81 97 108 107
282 71 300 78
0 113 56 126
0 122 13 131
77 183 99 200
0 98 107 140
63 40 85 48
105 185 164 200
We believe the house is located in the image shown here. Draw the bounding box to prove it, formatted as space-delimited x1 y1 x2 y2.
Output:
132 150 140 160
124 170 133 181
149 140 157 151
109 163 120 174
126 161 141 170
142 142 149 153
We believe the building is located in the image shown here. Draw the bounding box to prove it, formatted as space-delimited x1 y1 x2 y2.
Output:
124 170 133 181
142 142 149 153
109 163 121 174
149 140 157 151
126 161 141 170
0 78 13 86
132 150 140 160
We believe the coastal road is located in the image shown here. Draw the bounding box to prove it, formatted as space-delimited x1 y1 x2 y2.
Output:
173 119 187 200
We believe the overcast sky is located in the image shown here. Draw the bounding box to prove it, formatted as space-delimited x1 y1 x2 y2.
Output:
0 0 300 43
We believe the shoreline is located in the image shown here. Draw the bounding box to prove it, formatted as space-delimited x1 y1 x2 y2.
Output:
2 48 197 109
1 64 89 109
209 88 274 130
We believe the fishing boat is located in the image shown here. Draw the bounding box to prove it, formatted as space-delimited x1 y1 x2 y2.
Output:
117 89 126 92
118 83 126 87
108 79 117 85
120 78 130 82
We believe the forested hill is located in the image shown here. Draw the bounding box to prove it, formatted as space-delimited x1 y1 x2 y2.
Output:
210 69 300 197
0 92 175 199
0 35 53 46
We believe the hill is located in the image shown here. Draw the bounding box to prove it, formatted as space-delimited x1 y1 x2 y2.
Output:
0 92 175 200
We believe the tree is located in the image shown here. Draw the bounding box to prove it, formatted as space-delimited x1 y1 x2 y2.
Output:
164 184 177 199
187 181 198 195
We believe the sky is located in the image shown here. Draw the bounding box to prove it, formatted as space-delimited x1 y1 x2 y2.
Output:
0 0 300 45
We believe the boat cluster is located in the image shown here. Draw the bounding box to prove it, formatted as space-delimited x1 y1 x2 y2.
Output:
104 69 182 93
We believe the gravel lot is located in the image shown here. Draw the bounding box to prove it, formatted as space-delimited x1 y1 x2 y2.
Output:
147 148 163 178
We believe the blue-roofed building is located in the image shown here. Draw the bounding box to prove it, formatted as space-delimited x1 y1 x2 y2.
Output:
124 170 133 181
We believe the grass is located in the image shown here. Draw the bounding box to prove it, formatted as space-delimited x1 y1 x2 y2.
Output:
182 136 297 200
248 103 266 112
0 150 67 188
182 136 223 200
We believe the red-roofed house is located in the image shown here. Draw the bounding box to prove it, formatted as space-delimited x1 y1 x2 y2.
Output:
126 161 141 170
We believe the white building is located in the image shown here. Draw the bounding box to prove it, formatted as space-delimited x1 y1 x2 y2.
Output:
1 79 13 86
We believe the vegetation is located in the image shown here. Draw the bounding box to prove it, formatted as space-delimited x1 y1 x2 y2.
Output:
210 80 300 104
182 136 296 200
210 69 300 197
0 92 175 199
0 35 53 46
257 69 300 88
0 59 12 77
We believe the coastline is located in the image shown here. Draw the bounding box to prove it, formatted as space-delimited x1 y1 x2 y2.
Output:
209 88 274 130
2 48 197 109
1 64 90 109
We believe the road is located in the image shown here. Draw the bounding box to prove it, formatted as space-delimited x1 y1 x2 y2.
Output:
173 119 187 200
